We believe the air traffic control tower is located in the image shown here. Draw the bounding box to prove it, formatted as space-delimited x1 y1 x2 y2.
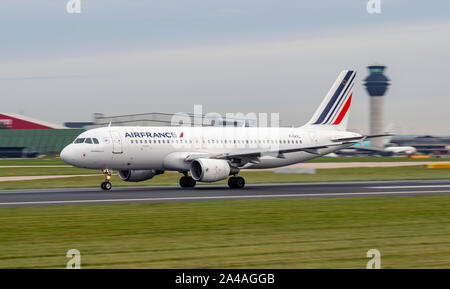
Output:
363 65 390 148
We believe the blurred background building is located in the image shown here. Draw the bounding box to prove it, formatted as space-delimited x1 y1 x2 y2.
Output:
390 135 450 155
79 112 255 129
0 113 83 157
363 65 390 148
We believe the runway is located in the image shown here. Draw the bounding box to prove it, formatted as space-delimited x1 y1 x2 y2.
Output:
0 179 450 207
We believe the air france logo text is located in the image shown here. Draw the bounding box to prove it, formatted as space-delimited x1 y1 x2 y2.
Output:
125 132 180 138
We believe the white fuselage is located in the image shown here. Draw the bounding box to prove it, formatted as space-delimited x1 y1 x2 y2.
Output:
60 126 359 171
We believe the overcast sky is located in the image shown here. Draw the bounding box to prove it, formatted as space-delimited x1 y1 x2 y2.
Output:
1 0 449 135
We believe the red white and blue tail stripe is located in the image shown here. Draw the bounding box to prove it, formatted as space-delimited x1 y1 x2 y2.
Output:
306 70 356 131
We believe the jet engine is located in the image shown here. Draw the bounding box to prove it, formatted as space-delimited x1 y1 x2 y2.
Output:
118 169 164 182
190 159 231 182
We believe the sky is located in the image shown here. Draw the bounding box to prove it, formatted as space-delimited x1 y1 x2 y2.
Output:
1 0 449 135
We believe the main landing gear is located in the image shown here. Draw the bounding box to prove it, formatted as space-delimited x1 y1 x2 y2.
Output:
228 176 245 189
178 172 245 189
101 169 112 191
179 173 196 188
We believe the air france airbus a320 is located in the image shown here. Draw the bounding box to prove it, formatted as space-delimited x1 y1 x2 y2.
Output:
61 70 383 190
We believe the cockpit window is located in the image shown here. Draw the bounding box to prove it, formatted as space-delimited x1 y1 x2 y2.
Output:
85 138 93 144
74 138 85 144
93 138 99 144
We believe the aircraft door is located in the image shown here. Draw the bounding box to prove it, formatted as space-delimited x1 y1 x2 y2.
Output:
110 131 123 154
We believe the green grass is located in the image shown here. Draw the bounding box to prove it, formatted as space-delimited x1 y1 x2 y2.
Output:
0 158 65 166
1 166 449 190
0 195 449 268
0 167 96 177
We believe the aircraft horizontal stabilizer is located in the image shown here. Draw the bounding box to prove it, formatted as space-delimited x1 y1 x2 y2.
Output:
332 134 393 143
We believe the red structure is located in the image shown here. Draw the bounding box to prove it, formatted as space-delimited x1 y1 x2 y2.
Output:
0 113 64 129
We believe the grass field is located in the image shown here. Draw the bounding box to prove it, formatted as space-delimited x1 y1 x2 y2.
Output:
0 158 65 166
0 195 448 268
0 167 97 177
0 165 449 190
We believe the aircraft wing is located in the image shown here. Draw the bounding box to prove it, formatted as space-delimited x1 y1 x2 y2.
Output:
184 142 347 165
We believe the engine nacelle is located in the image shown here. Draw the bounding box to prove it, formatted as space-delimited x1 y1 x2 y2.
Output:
190 159 231 182
118 169 163 182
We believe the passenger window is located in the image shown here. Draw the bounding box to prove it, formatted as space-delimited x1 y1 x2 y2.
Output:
85 138 93 144
74 138 85 144
93 138 99 144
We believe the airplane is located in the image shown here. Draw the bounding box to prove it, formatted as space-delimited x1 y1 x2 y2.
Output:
60 70 383 190
339 138 415 156
384 145 416 155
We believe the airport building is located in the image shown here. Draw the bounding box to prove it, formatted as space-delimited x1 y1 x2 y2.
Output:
0 113 83 157
364 65 390 148
390 135 450 155
0 113 66 129
69 112 257 129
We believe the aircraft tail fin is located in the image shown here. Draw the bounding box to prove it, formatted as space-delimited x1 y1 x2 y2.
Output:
305 70 356 131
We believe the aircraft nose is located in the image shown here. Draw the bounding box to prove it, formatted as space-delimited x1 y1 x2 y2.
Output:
60 145 75 165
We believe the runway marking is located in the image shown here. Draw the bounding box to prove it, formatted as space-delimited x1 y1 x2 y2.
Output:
366 185 450 189
0 190 449 206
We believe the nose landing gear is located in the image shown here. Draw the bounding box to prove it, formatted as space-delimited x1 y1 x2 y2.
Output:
101 169 112 191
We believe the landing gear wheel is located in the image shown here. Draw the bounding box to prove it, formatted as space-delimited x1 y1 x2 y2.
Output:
187 177 196 187
228 177 237 188
235 177 245 189
180 176 196 188
101 169 113 191
228 176 245 189
101 181 112 191
179 176 187 187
